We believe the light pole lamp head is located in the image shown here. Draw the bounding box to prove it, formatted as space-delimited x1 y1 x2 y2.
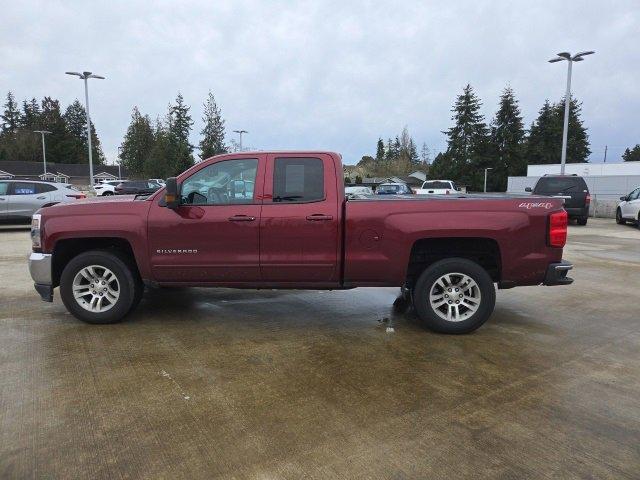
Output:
33 130 52 135
572 51 595 60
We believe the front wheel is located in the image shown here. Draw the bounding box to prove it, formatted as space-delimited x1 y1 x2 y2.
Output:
412 258 496 334
102 191 114 196
60 250 142 324
616 208 625 225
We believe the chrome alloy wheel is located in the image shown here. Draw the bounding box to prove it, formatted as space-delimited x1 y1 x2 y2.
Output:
72 265 120 313
429 273 481 322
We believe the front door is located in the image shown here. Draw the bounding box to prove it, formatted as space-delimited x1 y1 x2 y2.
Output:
259 154 340 284
622 188 640 219
147 157 264 283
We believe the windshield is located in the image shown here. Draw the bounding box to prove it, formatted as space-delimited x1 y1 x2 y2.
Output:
422 181 452 189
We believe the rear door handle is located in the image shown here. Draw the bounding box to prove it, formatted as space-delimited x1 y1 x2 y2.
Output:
37 196 46 200
306 214 333 221
228 215 256 222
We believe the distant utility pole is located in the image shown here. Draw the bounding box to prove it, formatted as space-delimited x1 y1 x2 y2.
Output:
548 51 595 174
484 167 493 193
65 71 105 187
233 130 248 151
33 130 51 175
603 145 608 163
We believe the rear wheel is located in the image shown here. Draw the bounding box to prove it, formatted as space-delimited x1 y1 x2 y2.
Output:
616 208 625 225
102 191 114 196
577 216 588 226
60 250 142 324
412 258 495 334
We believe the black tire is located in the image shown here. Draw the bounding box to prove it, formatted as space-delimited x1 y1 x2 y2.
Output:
60 250 141 324
577 216 588 226
616 208 625 225
102 191 114 196
412 258 496 334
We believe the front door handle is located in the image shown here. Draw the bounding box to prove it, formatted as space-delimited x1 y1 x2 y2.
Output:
228 215 256 222
306 214 333 221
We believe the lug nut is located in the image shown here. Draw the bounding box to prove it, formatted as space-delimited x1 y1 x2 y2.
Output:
448 300 452 304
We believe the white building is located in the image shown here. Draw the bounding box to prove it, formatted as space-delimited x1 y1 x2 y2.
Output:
527 161 640 177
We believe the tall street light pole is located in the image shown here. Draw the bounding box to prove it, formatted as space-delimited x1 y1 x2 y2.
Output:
548 51 594 175
65 71 105 187
33 130 51 175
484 167 493 193
233 130 248 151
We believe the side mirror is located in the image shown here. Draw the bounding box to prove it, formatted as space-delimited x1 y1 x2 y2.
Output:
620 196 628 201
525 187 532 192
164 177 180 209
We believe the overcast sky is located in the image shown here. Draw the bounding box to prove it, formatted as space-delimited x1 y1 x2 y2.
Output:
1 1 638 165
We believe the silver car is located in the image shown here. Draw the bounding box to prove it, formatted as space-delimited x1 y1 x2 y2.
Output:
0 180 85 221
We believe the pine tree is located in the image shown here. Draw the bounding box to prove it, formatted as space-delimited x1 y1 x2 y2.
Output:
199 91 227 159
527 97 590 165
167 93 194 174
490 87 526 191
1 92 21 134
375 138 385 162
20 98 41 129
119 107 155 176
38 97 77 164
442 84 489 190
622 145 640 162
420 143 431 165
384 138 394 161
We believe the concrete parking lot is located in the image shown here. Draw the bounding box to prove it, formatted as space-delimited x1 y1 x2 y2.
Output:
1 218 639 479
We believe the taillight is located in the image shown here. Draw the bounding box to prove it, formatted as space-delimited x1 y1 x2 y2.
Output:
66 193 86 199
585 193 591 205
548 210 568 248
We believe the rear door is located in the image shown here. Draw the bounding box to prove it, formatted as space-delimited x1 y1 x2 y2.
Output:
534 177 588 208
7 182 44 218
260 154 340 284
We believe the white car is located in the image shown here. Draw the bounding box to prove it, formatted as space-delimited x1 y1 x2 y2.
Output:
415 180 459 195
345 186 373 198
149 178 165 186
94 180 122 196
0 180 85 221
616 186 640 227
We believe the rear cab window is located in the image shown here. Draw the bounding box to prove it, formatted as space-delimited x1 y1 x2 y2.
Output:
273 157 324 203
534 176 588 194
423 181 452 189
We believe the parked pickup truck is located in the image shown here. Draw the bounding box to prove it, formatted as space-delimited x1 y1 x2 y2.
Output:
29 151 573 333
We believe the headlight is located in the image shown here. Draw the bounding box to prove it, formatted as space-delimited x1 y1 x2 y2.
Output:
31 214 42 250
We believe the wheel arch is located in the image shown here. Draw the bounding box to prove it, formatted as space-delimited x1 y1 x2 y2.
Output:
52 237 141 288
406 237 501 288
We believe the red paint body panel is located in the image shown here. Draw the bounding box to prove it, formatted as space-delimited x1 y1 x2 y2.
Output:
37 151 566 289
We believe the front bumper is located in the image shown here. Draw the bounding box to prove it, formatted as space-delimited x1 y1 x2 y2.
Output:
543 260 574 286
28 252 53 302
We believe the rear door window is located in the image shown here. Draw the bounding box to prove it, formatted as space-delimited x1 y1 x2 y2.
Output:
273 158 324 203
534 177 587 194
11 182 37 195
0 182 8 195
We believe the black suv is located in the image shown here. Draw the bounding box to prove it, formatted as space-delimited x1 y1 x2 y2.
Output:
114 180 162 196
527 175 591 225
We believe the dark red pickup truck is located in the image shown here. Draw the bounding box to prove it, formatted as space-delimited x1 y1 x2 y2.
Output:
29 151 573 333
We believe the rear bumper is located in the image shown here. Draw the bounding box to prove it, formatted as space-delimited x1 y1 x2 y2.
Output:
28 252 53 302
543 260 574 286
565 206 589 218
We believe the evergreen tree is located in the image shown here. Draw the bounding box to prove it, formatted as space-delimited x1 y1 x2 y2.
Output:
167 93 194 174
420 143 431 165
375 138 385 162
63 100 105 165
527 97 590 165
199 91 227 159
622 145 640 162
144 120 175 179
20 98 41 129
1 92 21 134
38 97 76 164
490 87 526 191
385 138 394 161
119 107 155 176
442 84 490 190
